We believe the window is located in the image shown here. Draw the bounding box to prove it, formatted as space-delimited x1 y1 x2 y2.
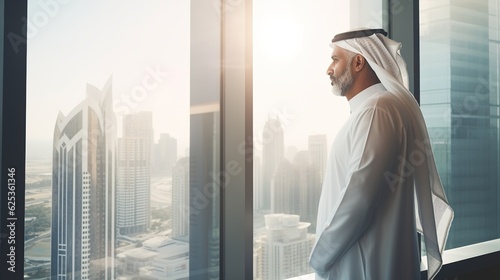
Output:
420 0 500 249
252 1 384 279
22 1 219 279
2 1 499 280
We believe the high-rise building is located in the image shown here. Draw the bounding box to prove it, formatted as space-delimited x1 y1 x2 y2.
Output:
271 151 322 229
254 214 315 280
116 111 153 235
260 117 284 211
420 0 500 248
308 134 327 182
254 156 263 212
271 158 296 215
154 133 178 176
51 77 116 279
293 151 322 231
172 157 190 238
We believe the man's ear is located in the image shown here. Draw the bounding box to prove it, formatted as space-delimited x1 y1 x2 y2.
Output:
353 54 366 72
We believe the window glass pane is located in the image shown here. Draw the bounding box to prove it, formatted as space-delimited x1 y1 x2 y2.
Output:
23 1 215 279
420 0 500 249
252 1 383 279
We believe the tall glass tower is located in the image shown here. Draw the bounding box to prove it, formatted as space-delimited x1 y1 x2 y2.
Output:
116 111 153 235
420 0 500 249
51 78 116 279
172 157 190 238
260 117 284 211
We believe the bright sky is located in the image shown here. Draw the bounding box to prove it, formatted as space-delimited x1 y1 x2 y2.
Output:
253 0 351 155
26 0 351 160
26 0 190 160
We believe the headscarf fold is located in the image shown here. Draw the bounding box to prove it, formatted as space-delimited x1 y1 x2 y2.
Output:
331 32 454 280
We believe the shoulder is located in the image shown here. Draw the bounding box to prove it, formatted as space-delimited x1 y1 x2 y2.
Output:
367 91 402 110
355 91 402 117
351 91 407 131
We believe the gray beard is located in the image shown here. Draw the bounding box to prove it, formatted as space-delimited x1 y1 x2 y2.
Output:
331 65 354 97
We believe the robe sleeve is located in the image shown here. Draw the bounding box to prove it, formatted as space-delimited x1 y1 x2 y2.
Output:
310 105 399 276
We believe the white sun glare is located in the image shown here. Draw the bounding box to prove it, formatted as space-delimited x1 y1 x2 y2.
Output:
254 13 304 61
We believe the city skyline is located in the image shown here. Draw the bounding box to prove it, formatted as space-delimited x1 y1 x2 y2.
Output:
25 1 354 279
19 0 500 279
26 0 351 161
26 1 190 161
46 77 188 279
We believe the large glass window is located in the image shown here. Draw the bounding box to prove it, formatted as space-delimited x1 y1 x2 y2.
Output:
420 0 500 249
14 0 500 279
252 1 383 279
23 1 221 279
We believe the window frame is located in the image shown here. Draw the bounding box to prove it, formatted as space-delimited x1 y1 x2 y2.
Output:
0 1 27 279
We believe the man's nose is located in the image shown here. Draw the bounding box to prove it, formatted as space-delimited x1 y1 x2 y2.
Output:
326 66 333 76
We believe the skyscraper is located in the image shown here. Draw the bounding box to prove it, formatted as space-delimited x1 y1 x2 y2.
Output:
254 156 263 212
51 77 116 279
420 0 500 248
172 157 190 237
153 133 178 176
116 111 153 235
260 117 284 211
308 134 327 183
271 151 322 229
271 158 296 215
293 151 322 231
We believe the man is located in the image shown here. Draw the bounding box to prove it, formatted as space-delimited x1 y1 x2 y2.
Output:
309 29 454 280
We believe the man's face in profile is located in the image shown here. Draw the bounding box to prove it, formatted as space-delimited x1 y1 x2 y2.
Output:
327 46 354 97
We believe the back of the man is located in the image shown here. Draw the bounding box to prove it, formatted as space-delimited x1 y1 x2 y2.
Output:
348 90 421 279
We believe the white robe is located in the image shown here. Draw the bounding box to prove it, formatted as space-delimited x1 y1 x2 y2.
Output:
310 83 421 280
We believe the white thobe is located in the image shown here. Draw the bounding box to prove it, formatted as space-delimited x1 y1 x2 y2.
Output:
310 83 421 280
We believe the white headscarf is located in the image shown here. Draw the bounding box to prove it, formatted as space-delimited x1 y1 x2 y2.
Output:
331 31 454 280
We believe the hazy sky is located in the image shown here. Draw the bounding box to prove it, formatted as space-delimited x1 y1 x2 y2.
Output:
26 0 190 160
253 0 351 155
26 0 351 160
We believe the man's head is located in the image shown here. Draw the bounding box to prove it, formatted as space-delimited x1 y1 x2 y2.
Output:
327 45 379 100
327 45 355 97
327 28 389 100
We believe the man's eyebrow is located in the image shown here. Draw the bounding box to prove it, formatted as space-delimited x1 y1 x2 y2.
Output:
331 55 339 60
